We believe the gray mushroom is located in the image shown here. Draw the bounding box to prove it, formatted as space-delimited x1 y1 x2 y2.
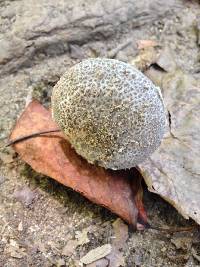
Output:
52 58 166 170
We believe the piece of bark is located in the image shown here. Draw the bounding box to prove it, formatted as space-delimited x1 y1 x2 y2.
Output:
10 100 147 229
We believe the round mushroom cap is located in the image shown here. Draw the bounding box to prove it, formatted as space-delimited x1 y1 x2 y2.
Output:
52 58 166 169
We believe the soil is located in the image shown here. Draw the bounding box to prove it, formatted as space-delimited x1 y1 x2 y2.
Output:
0 0 200 266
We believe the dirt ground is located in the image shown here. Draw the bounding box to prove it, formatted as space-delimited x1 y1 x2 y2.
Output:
0 0 200 266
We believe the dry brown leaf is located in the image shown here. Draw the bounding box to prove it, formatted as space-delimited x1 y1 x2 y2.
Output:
139 52 200 224
10 100 147 229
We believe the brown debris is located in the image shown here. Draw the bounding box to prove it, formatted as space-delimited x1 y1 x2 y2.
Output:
137 40 158 50
131 46 157 71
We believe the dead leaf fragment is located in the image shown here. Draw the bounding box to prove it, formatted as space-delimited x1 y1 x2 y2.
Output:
62 240 78 257
192 248 200 263
56 258 66 267
131 47 157 71
139 50 200 224
106 247 125 267
80 244 112 265
10 100 147 229
137 40 158 50
6 239 26 259
75 228 90 246
104 219 128 267
171 232 192 250
112 218 128 249
86 258 109 267
36 241 47 254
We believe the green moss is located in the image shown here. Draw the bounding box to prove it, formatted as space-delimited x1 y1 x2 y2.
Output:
32 83 52 107
20 164 50 190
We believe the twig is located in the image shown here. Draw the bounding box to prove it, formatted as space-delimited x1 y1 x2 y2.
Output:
1 222 9 235
107 39 132 58
192 248 200 262
6 129 61 147
149 225 198 233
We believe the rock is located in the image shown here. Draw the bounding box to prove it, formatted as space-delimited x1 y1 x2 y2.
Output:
69 44 85 59
0 0 179 76
13 186 37 206
155 47 177 72
17 221 23 231
115 50 129 62
0 152 14 164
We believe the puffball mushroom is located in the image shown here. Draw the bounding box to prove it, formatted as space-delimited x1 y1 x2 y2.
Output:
52 58 166 170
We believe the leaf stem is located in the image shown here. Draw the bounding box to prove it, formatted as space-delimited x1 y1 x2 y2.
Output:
6 129 61 147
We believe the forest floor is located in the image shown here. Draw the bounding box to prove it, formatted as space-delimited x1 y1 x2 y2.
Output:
0 0 200 266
